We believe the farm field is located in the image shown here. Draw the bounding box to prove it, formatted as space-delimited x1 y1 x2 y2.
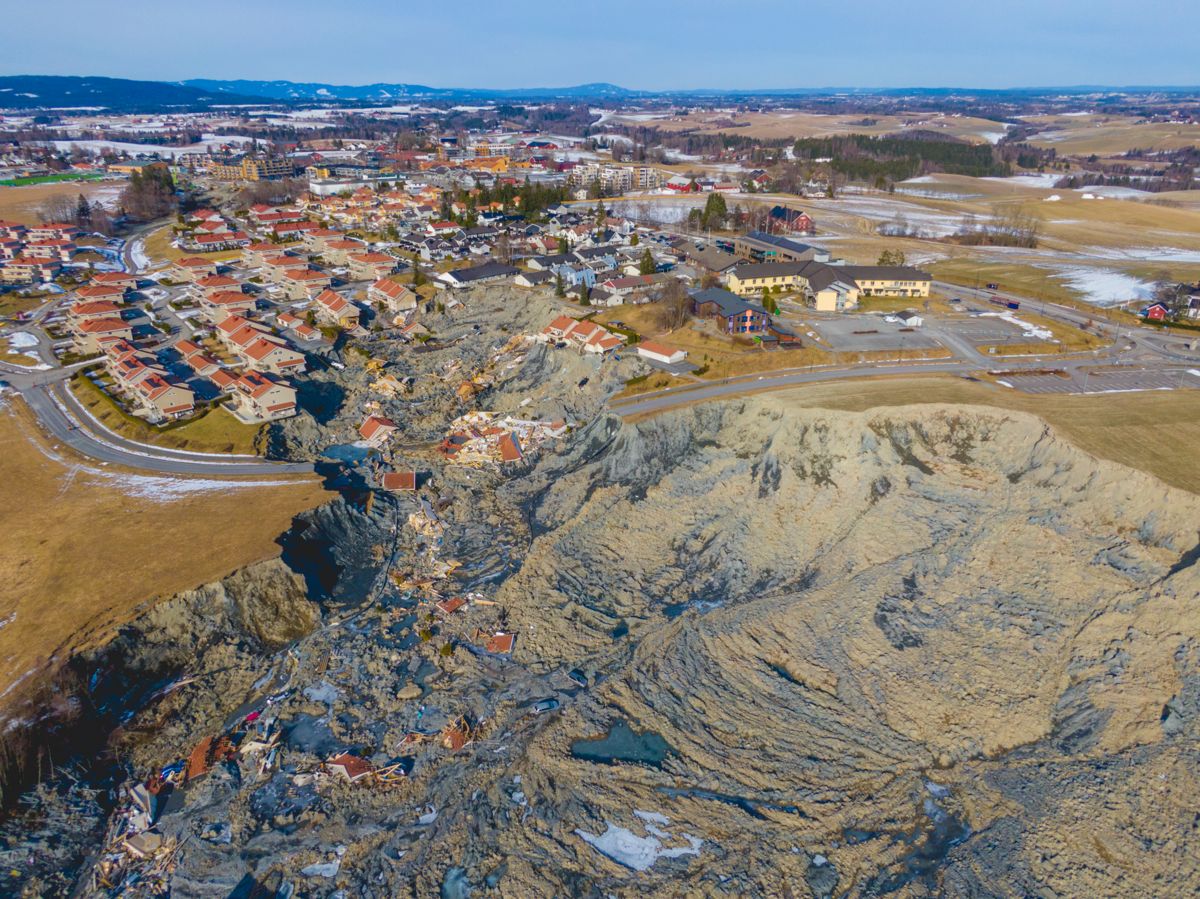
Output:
0 179 125 225
1020 113 1200 155
611 110 1014 144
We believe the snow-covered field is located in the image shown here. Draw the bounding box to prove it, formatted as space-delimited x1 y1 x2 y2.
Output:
38 134 255 157
609 197 707 224
1048 267 1156 306
982 173 1062 189
820 196 963 237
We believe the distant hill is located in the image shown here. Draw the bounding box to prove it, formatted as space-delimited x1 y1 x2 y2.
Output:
6 76 1198 113
0 75 269 111
180 79 641 102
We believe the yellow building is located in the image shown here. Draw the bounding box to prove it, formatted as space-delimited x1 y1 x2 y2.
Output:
726 260 927 313
207 156 294 182
837 266 931 298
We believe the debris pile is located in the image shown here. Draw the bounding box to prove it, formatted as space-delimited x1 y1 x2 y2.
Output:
436 411 568 467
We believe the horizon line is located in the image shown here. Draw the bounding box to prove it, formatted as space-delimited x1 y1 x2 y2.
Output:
5 73 1200 95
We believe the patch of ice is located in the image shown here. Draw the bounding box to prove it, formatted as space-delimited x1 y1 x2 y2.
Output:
301 852 342 878
634 809 671 826
418 806 438 825
303 681 338 705
129 238 151 273
576 819 703 872
7 332 38 349
996 380 1014 388
1044 194 1061 202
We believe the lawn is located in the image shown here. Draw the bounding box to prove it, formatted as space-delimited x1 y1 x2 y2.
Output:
0 399 330 712
0 172 105 187
70 373 263 455
142 223 242 266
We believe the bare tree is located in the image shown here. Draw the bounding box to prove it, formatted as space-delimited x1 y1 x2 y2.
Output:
657 278 690 331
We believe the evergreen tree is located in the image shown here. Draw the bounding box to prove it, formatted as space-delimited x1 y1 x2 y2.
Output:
700 191 727 230
638 249 655 276
554 272 565 297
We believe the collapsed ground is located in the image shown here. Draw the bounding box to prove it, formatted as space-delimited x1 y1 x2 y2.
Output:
2 372 1198 897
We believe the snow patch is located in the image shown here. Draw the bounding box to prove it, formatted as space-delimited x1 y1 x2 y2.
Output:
978 311 1053 341
1051 267 1155 307
576 813 703 871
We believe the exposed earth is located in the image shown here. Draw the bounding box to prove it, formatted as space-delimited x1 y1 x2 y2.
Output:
2 390 1197 897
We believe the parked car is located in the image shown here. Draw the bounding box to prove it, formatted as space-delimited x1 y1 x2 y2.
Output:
530 698 560 714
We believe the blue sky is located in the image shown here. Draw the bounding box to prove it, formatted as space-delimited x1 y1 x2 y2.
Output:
2 0 1198 89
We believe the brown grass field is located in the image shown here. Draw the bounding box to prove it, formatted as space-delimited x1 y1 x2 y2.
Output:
614 110 1011 144
0 180 123 226
0 398 330 709
617 109 1200 155
142 223 243 265
1021 114 1200 156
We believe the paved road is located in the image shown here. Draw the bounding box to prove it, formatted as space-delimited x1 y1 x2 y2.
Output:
14 379 315 476
612 360 979 416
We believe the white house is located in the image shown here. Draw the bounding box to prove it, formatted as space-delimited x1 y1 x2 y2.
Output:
636 341 688 365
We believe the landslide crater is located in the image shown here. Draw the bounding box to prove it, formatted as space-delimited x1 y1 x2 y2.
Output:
490 400 1200 897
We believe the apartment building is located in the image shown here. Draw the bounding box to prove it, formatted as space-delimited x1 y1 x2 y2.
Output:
206 156 295 182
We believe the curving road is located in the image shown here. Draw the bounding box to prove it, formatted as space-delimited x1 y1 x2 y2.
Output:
614 279 1200 418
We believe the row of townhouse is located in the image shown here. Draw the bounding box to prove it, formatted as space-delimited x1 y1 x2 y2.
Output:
104 340 194 421
214 315 307 375
368 277 418 317
180 208 250 252
0 221 79 283
227 369 298 423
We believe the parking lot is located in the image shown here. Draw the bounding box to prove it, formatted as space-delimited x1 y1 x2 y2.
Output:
999 368 1199 395
943 314 1032 347
801 314 941 352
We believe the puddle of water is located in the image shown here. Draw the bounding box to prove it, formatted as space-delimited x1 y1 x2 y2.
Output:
321 443 370 464
571 719 672 767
